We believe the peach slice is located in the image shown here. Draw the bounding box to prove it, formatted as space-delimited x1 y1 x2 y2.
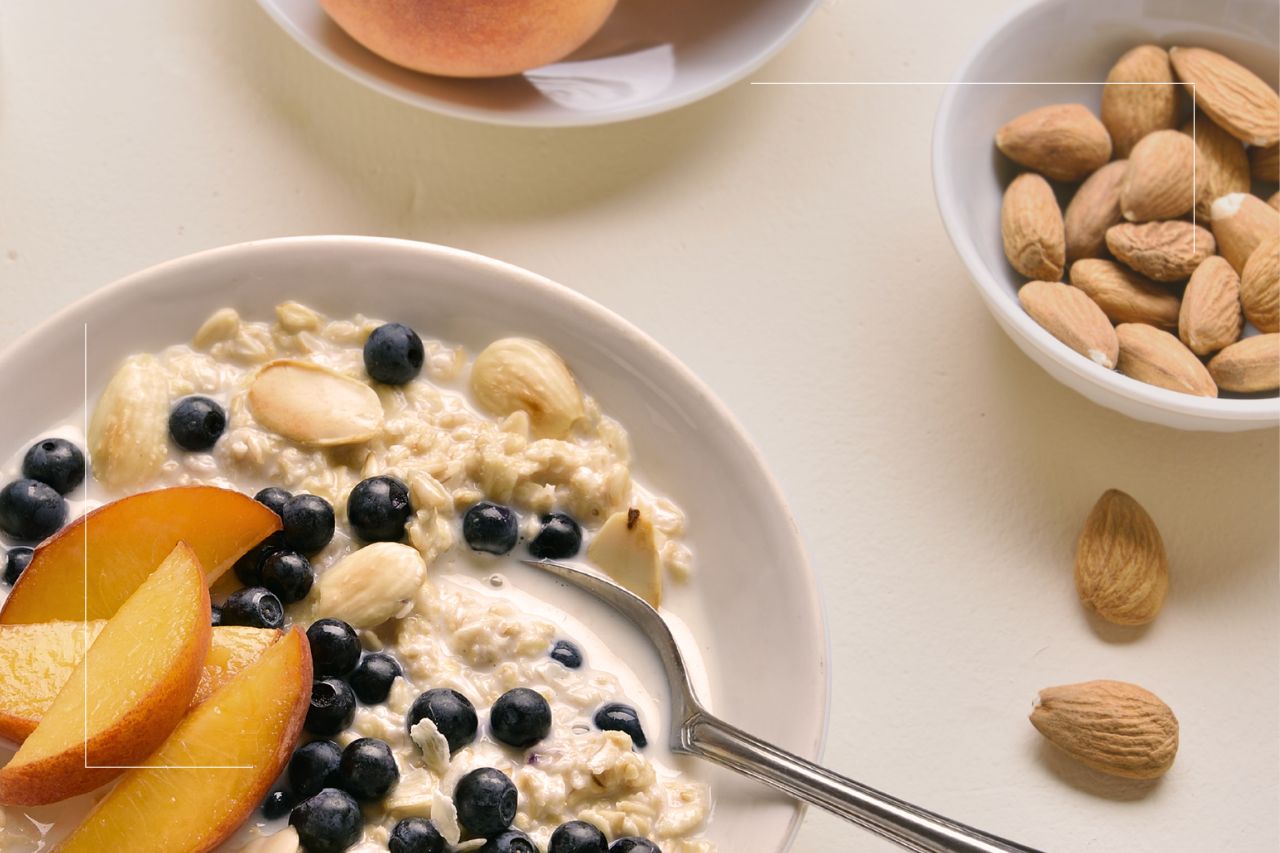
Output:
0 543 211 805
1 486 280 624
0 624 280 743
56 627 312 853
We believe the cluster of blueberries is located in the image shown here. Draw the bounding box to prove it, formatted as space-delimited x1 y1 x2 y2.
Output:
0 437 85 584
276 613 655 853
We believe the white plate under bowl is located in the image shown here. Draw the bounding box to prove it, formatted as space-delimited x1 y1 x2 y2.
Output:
254 0 820 126
933 0 1280 432
0 236 829 852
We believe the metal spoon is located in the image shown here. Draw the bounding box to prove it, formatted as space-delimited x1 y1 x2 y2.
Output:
523 559 1042 853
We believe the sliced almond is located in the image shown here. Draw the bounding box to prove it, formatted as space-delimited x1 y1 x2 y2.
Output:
87 355 171 490
1208 334 1280 393
995 104 1112 182
1106 221 1216 282
1116 323 1218 397
1120 130 1196 222
1018 281 1119 368
1250 142 1279 182
1064 160 1127 263
1030 680 1178 780
1211 193 1280 274
587 508 662 608
1169 47 1280 147
1101 45 1179 158
1241 234 1280 333
1183 116 1250 220
1178 256 1242 356
248 359 383 447
1001 173 1066 281
1069 259 1180 330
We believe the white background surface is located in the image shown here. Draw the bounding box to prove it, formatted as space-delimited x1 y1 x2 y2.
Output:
0 1 1277 851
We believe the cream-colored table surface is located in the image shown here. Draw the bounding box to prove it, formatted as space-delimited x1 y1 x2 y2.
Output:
1 1 1277 851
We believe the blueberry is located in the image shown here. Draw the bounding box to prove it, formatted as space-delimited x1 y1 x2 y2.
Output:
528 512 582 560
289 788 363 853
289 740 344 799
306 679 357 736
609 840 661 853
479 830 538 853
255 487 293 518
406 688 477 753
3 547 34 587
282 494 335 555
549 821 608 853
462 502 519 556
0 479 66 543
210 603 223 627
232 532 286 587
261 788 294 820
21 438 85 495
454 767 517 838
364 323 425 386
307 619 362 678
169 396 226 451
221 587 284 629
389 817 446 853
350 653 401 704
490 688 552 749
593 703 647 749
261 550 314 604
549 640 583 669
347 476 412 543
338 737 399 801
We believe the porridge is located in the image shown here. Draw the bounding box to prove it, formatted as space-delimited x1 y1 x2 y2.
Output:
0 303 713 853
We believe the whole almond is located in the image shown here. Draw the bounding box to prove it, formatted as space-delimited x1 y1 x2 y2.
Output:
1183 116 1250 220
1120 130 1196 222
1179 256 1243 355
1075 489 1168 625
1106 221 1216 282
1101 45 1179 158
996 104 1113 182
1240 234 1279 333
1018 281 1120 369
1070 259 1180 330
1002 173 1066 281
1211 192 1280 273
1169 47 1280 147
1251 142 1279 182
1116 323 1218 397
1030 680 1178 779
1064 160 1128 263
1208 334 1280 392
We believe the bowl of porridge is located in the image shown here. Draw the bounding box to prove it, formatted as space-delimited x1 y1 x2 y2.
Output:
0 237 828 852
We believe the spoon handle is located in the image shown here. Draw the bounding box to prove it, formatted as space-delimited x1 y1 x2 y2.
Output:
682 712 1041 853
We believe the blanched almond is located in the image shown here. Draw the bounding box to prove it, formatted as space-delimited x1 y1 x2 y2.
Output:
1069 259 1180 330
1211 193 1280 274
248 359 384 446
470 338 585 439
995 104 1112 182
1169 47 1280 147
1183 116 1250 220
1120 130 1195 222
1106 221 1216 282
1208 334 1280 393
1101 45 1179 158
1178 256 1242 355
1064 161 1127 263
1002 173 1065 281
1031 680 1178 779
1116 323 1217 397
1241 235 1279 333
87 355 170 490
587 508 662 608
1250 143 1279 182
310 543 427 628
1018 281 1119 368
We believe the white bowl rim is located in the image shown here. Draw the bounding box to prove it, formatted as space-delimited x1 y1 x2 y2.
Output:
253 0 824 127
930 0 1280 427
0 234 832 850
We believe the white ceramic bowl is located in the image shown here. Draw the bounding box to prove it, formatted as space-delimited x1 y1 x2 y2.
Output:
255 0 820 126
933 0 1280 432
0 236 828 852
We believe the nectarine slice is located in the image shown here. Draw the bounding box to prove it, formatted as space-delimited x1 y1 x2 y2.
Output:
1 485 280 623
56 627 312 853
0 543 211 805
0 624 280 743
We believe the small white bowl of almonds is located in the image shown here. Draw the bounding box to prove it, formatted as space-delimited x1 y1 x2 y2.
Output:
933 0 1279 431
